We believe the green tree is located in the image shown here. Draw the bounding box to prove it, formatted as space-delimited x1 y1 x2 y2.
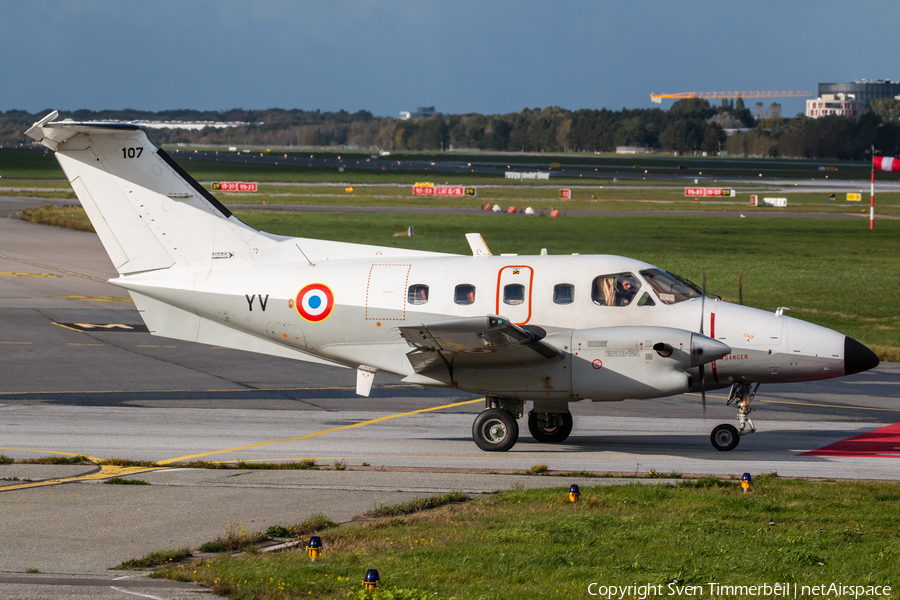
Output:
870 98 900 123
487 120 512 150
668 98 716 120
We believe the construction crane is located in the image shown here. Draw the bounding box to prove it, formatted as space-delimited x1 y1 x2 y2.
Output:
650 90 815 104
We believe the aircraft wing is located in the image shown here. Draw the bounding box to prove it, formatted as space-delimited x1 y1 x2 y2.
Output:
399 316 563 373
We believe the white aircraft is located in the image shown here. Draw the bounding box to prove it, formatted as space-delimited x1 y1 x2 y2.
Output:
26 112 880 452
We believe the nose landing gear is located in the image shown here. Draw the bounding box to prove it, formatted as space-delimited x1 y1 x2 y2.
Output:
710 382 759 451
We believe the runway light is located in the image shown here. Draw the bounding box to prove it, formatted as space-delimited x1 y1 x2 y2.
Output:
363 568 381 590
307 536 323 561
569 484 580 502
741 473 752 493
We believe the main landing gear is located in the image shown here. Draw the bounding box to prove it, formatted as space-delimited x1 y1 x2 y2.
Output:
472 397 574 451
472 396 523 452
710 382 759 451
527 410 573 444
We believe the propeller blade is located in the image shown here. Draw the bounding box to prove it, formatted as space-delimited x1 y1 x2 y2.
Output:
700 269 707 415
699 364 707 416
699 269 706 335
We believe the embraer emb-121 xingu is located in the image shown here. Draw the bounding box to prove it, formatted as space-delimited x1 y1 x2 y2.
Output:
26 112 880 452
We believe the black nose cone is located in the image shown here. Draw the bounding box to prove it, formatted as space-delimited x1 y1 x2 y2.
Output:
844 337 880 375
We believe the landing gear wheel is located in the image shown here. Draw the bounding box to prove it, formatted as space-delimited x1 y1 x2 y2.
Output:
527 411 573 443
711 423 740 451
472 408 519 452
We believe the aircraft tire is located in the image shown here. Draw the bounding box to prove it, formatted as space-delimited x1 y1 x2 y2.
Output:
472 408 519 452
710 423 740 451
527 411 573 443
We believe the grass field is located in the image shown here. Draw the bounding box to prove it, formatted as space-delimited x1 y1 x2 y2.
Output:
6 146 899 214
3 145 896 183
153 477 900 599
219 185 900 214
122 145 887 181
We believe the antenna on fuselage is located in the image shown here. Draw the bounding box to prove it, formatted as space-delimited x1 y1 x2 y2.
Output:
296 244 316 266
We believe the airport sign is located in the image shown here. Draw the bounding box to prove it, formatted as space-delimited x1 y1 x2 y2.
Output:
213 182 258 192
685 187 735 197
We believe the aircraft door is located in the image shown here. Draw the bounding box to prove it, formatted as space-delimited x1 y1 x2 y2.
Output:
496 265 533 325
366 263 412 321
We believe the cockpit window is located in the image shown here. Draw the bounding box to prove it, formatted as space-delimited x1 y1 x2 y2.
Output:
591 272 640 307
639 268 702 305
637 292 655 307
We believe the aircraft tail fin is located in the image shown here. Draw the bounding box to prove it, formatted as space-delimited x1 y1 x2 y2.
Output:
26 112 260 275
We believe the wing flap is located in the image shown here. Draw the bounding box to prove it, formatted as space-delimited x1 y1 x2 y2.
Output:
400 315 563 373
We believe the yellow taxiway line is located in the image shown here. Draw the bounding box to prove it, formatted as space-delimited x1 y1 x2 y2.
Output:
158 398 484 464
0 384 421 396
0 466 166 492
0 449 166 492
0 398 484 491
0 254 108 283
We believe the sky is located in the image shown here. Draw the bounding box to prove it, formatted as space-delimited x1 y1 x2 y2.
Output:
4 1 899 119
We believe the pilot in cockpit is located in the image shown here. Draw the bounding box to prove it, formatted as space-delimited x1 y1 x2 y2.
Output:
616 276 639 306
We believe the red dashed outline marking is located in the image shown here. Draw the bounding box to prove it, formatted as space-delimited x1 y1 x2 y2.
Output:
365 264 411 321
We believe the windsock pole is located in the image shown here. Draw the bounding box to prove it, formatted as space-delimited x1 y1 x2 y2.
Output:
870 149 875 231
870 153 900 230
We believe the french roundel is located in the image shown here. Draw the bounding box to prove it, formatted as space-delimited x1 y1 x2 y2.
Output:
296 283 334 322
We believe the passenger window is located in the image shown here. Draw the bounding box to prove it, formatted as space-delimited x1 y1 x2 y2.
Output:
454 284 476 305
503 284 525 305
591 272 641 307
637 292 655 307
553 283 574 305
408 284 429 305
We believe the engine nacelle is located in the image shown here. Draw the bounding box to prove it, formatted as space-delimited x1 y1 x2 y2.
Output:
570 326 729 401
450 326 730 402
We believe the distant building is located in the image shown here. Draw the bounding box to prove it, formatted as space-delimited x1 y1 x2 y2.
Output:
805 93 866 121
399 106 438 120
806 79 900 121
615 146 654 154
818 79 900 107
